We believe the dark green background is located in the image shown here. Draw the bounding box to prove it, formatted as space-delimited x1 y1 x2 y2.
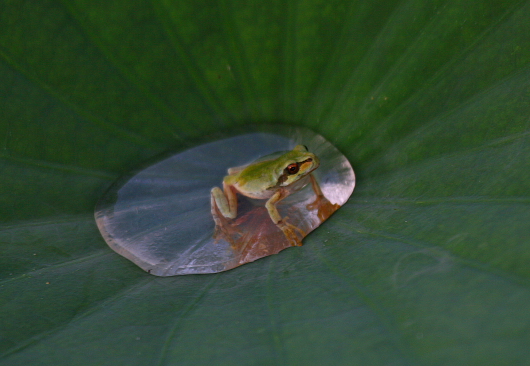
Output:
1 0 530 365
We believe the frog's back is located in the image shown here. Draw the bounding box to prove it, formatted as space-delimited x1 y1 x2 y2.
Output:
230 159 281 199
226 150 286 176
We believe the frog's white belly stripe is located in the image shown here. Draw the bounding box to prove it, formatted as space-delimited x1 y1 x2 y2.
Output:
233 182 275 199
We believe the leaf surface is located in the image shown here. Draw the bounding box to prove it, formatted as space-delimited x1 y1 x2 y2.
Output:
1 0 530 365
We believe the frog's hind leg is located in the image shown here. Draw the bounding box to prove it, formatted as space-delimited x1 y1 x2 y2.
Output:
210 189 225 228
211 182 238 219
210 187 242 243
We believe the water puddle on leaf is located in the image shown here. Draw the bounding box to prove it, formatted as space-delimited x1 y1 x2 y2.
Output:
95 127 355 275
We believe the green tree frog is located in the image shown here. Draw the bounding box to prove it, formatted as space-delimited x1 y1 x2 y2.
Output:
210 145 325 246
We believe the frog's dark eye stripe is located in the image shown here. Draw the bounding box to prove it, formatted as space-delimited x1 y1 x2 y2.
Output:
285 158 314 175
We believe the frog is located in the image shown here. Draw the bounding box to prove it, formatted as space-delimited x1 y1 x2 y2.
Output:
210 144 325 246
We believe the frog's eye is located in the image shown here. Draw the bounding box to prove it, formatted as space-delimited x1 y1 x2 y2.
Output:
286 163 299 175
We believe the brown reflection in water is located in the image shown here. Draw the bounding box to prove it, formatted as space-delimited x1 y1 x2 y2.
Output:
211 189 340 269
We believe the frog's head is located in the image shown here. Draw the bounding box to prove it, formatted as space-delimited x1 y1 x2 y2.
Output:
275 145 320 187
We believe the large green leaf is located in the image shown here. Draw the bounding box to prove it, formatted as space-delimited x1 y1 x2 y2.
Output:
1 0 530 364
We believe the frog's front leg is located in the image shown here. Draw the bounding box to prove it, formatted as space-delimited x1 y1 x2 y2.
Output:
266 190 305 246
211 182 238 219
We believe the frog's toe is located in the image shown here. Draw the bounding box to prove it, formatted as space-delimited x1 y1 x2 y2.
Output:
277 219 305 246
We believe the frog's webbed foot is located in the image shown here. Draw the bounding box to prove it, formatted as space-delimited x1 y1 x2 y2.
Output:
306 195 341 221
277 218 305 247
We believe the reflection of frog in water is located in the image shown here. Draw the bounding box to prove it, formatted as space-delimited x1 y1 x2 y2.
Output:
211 145 338 247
